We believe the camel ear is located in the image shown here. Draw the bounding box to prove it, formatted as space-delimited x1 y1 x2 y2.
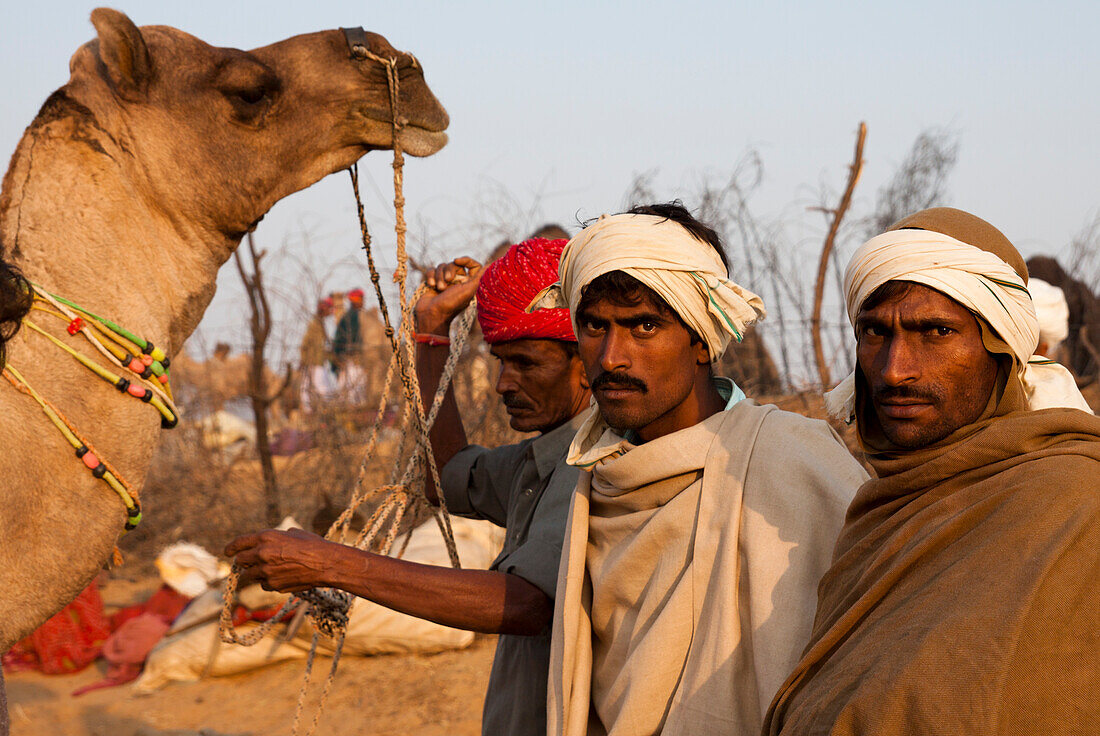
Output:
90 8 152 100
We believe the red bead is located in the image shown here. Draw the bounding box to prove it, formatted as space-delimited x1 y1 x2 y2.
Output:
81 451 99 470
67 317 84 335
127 384 148 399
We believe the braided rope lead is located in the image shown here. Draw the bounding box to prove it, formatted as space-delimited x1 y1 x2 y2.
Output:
219 48 473 736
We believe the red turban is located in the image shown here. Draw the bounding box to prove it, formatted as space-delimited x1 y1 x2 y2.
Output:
476 238 575 344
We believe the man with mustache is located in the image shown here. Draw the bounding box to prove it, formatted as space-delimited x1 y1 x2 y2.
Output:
534 203 868 736
227 237 590 736
763 208 1100 735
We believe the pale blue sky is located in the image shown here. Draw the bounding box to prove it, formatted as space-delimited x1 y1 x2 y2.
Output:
3 1 1098 359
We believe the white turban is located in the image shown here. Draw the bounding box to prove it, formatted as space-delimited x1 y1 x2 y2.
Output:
824 228 1093 420
527 213 765 361
1027 277 1070 355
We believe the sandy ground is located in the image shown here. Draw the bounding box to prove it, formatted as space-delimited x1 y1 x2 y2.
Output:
6 577 496 736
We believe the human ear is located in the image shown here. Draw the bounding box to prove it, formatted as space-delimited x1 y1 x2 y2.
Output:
572 356 590 390
695 340 711 366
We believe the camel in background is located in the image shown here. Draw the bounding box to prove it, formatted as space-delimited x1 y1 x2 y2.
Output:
0 6 448 667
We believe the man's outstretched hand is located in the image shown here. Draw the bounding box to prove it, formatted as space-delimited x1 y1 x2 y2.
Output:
225 528 339 594
415 256 484 335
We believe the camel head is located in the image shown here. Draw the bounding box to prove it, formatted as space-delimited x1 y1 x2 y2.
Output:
60 8 449 245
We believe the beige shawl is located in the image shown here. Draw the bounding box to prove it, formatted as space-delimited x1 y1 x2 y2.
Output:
548 400 866 736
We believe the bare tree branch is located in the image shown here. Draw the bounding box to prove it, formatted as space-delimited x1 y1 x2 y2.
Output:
811 122 867 389
235 232 282 527
867 128 959 237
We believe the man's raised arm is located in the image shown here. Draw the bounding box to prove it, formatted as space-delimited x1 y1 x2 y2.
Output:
412 256 483 504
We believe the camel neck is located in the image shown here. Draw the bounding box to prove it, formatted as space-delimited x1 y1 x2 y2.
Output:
0 117 229 354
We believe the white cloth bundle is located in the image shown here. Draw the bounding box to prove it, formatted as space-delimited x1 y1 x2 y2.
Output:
155 542 229 598
1028 277 1070 354
528 213 765 361
824 229 1092 419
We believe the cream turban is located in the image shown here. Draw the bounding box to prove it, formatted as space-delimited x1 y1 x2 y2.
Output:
1027 277 1070 355
824 222 1092 419
527 213 765 361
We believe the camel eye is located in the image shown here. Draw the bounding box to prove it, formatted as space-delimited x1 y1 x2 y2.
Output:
215 58 280 124
235 87 265 105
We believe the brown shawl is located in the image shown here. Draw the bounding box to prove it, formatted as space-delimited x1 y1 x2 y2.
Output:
765 301 1100 735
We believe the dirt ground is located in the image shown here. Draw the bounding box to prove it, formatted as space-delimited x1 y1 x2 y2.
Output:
6 577 496 736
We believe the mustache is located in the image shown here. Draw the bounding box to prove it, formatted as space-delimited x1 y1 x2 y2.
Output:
502 394 533 410
872 385 940 403
591 371 648 393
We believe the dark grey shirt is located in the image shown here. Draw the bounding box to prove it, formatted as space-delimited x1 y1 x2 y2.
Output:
440 415 582 736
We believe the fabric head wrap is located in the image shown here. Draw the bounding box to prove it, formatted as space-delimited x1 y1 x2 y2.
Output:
527 213 766 361
476 238 576 344
824 207 1092 422
1027 277 1070 354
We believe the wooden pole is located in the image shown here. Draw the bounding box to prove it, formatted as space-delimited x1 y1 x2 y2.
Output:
234 233 291 527
811 122 867 389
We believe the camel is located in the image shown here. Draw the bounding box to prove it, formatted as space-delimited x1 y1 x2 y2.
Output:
0 6 447 666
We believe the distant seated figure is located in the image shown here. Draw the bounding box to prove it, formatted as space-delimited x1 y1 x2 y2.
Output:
332 287 368 363
298 296 338 413
332 287 388 405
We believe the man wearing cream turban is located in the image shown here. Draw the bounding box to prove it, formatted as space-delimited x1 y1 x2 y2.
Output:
533 202 867 736
764 208 1100 736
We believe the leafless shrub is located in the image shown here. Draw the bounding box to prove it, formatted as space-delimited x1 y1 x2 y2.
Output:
621 157 807 391
866 128 959 237
1065 211 1100 292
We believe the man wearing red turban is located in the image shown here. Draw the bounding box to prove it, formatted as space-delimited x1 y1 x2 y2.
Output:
476 238 577 345
228 235 590 736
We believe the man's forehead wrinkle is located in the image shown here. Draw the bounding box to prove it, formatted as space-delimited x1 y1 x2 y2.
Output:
577 300 671 325
620 310 669 324
858 307 970 327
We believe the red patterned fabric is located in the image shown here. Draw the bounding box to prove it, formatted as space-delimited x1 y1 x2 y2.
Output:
109 584 191 630
477 238 575 344
3 582 109 675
